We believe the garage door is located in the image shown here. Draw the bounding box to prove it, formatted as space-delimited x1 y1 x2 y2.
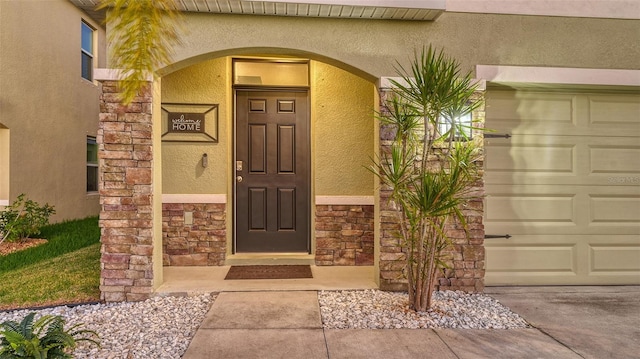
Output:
484 89 640 285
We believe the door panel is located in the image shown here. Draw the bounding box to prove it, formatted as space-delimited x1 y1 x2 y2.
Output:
278 125 295 173
278 188 296 230
235 90 310 252
249 125 266 173
249 188 267 230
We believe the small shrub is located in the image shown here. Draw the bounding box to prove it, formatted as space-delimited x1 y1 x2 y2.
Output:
0 194 56 244
0 312 99 359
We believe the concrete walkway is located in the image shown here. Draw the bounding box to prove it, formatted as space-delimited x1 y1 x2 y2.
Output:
182 286 640 359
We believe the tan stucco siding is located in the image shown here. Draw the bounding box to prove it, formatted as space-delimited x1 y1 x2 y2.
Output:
161 58 230 194
161 12 640 79
312 62 375 196
0 0 106 220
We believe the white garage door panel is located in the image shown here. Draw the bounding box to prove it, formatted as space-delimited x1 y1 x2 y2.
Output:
589 95 640 127
485 89 640 285
487 92 574 123
487 243 577 272
486 195 574 223
590 246 640 272
590 147 640 174
486 136 640 186
486 144 574 173
486 91 640 137
485 185 639 235
590 196 640 223
486 235 640 285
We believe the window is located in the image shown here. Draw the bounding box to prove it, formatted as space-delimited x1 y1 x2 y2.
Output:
233 58 309 87
438 112 473 140
81 22 94 81
0 124 9 205
87 137 98 192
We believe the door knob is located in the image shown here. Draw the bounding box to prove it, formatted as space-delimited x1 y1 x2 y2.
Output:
236 176 243 183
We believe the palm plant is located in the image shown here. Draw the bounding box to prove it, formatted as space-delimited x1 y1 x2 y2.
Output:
97 0 182 104
0 312 99 359
373 46 483 311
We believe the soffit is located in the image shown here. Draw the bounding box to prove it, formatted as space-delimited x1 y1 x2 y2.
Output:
69 0 445 24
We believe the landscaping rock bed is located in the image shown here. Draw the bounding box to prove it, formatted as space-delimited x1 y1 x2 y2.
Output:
319 289 530 329
0 294 214 359
0 290 528 358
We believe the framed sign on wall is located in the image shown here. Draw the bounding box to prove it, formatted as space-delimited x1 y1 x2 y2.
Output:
161 103 218 142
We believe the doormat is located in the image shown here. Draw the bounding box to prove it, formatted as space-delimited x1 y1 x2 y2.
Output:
224 265 313 280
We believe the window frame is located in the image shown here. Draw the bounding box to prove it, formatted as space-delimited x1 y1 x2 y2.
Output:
437 112 473 141
81 21 94 81
87 136 98 193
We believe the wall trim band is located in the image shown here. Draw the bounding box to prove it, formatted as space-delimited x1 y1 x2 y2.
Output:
315 195 374 205
162 194 227 204
476 65 640 87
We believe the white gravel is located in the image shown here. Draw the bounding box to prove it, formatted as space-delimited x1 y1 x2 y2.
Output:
0 290 528 358
0 294 214 359
319 289 530 329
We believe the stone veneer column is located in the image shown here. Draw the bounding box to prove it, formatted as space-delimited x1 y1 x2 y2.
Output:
378 89 486 293
98 80 155 302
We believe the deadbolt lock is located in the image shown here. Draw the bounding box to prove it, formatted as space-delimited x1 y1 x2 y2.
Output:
236 161 243 171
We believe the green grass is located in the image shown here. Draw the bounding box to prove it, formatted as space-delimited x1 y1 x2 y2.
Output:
0 217 101 310
0 243 101 310
0 216 100 274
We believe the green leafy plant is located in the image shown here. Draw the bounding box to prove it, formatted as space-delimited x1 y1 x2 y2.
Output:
97 0 182 104
371 45 484 311
0 194 56 244
0 312 99 359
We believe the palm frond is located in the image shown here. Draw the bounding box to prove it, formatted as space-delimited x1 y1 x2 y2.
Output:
97 0 182 104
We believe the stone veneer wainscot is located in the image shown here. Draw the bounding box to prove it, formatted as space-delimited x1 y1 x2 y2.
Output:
315 204 375 266
162 203 226 266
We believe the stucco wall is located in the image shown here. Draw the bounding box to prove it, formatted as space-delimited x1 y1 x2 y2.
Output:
312 62 374 195
161 58 230 194
160 58 374 197
161 12 639 79
0 0 106 221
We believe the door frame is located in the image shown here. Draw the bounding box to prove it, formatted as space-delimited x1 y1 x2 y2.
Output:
232 86 312 254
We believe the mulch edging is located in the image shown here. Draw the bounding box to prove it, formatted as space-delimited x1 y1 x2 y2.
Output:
0 238 48 256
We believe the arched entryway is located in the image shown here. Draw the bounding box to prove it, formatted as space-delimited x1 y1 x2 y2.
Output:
95 46 382 301
159 52 377 268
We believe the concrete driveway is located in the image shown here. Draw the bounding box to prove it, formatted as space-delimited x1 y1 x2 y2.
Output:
487 286 640 359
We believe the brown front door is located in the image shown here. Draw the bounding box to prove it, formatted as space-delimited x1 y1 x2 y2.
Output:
235 90 310 252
